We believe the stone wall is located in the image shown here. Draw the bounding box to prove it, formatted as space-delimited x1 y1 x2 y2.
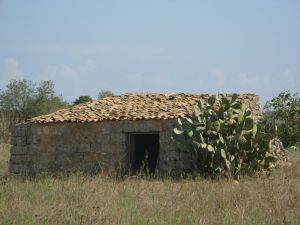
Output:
9 120 184 175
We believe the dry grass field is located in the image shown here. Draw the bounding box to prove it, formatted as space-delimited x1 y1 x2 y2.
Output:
0 143 300 225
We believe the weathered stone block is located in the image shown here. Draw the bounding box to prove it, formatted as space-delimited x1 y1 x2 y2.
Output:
99 134 111 143
179 152 192 161
91 143 102 153
38 144 55 154
108 143 125 154
102 152 127 165
11 146 28 155
26 135 40 144
56 144 75 153
83 152 102 162
31 163 49 173
28 144 41 154
160 147 179 161
10 154 31 164
42 126 50 135
55 153 84 166
77 143 91 152
9 164 30 174
159 160 174 173
27 125 43 136
110 133 126 142
175 160 192 171
80 162 102 173
160 132 171 141
12 127 27 137
34 153 55 165
11 136 27 146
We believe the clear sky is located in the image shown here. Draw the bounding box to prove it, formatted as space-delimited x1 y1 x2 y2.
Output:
0 0 299 105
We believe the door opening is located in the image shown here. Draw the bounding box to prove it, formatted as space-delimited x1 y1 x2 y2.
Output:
128 133 159 174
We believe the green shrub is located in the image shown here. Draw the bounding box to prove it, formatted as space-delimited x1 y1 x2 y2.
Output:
263 91 300 148
172 94 276 179
73 95 93 106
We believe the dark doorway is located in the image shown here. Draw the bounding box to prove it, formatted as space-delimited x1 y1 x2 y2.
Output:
128 133 159 174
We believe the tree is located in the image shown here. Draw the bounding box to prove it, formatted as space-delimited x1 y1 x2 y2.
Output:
73 95 93 105
0 79 35 119
98 90 114 99
263 91 300 147
26 80 69 117
0 79 69 120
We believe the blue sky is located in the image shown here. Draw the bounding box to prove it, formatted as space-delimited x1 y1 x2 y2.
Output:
0 0 299 105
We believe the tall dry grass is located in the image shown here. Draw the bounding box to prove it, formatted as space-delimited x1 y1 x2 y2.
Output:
0 144 300 225
0 143 10 175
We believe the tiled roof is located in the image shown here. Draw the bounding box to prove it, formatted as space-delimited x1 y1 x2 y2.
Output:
29 93 260 123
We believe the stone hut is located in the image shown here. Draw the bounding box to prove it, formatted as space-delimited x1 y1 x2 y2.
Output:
9 93 260 175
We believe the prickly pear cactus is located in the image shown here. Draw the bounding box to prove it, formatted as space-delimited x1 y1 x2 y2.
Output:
172 94 276 178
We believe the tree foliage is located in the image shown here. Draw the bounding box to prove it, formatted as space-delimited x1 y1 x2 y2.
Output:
0 79 69 120
98 90 114 99
73 95 93 105
263 91 300 147
0 79 34 119
172 94 276 179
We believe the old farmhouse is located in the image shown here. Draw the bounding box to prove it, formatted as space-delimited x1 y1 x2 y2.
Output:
9 93 260 175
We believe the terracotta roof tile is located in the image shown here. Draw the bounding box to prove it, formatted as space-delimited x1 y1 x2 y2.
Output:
29 93 260 124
